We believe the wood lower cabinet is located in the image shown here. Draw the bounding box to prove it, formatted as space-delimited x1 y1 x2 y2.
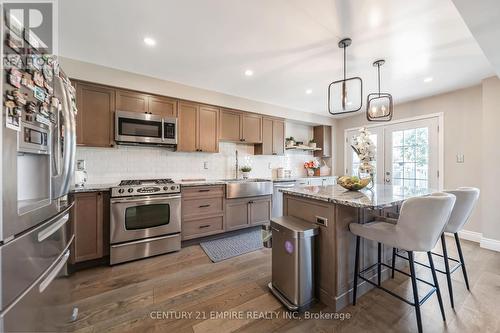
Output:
70 191 109 263
75 82 115 147
255 118 285 155
220 108 263 143
178 102 219 153
225 195 271 231
181 185 225 240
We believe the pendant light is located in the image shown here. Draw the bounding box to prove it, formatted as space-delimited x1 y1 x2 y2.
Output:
366 59 393 122
328 38 363 115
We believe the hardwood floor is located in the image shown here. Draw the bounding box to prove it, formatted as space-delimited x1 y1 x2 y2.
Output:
65 236 500 333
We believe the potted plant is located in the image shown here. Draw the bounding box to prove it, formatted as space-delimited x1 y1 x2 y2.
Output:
240 166 252 179
309 139 317 148
285 137 295 147
304 160 320 177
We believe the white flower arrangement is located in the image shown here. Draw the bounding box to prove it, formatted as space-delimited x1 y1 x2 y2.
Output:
351 127 376 173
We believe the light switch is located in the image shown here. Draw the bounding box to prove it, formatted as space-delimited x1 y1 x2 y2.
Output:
203 161 209 169
456 154 465 163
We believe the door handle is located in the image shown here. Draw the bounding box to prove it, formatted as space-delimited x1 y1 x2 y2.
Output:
39 250 70 293
38 214 70 242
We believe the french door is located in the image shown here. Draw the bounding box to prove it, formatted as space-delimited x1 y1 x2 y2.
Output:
345 115 441 189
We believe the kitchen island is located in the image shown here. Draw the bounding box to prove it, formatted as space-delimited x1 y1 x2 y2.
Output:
280 184 434 311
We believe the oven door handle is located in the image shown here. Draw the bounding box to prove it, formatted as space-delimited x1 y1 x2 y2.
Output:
111 195 181 204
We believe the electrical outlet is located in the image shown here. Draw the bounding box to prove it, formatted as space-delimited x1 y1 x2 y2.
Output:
268 162 272 169
76 160 86 171
456 154 465 163
203 161 209 169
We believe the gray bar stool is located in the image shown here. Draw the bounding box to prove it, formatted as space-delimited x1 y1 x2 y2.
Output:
393 187 480 309
350 193 456 333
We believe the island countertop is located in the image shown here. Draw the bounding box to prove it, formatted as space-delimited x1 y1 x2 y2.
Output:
280 184 435 209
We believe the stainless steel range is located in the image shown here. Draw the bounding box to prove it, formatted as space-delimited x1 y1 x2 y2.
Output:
110 179 181 265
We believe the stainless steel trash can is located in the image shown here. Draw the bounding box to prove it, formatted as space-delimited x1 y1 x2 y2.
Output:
262 224 272 248
268 216 319 311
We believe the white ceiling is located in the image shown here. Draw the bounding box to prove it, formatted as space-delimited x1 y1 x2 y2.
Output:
59 0 495 117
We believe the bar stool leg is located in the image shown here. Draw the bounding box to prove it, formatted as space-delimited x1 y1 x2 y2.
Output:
428 251 446 321
441 234 454 308
353 235 360 305
454 233 470 291
391 247 396 279
377 242 382 286
408 251 423 333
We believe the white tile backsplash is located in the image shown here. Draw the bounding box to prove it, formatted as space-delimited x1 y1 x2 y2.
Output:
76 142 324 184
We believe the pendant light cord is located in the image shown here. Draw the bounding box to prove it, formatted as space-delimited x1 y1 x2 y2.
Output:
377 63 381 97
343 45 347 81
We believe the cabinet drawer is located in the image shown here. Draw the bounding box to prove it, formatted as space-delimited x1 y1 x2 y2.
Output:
183 197 223 218
182 185 224 198
182 216 224 240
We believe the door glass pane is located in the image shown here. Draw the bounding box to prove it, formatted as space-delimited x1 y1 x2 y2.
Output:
392 127 429 188
125 204 170 230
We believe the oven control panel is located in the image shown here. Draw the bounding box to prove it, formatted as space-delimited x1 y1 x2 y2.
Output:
111 184 180 197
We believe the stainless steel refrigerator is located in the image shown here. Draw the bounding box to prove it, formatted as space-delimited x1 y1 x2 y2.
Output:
0 11 78 332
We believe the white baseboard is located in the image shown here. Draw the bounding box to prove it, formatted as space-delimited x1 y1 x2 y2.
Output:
480 237 500 252
457 230 483 243
454 230 500 252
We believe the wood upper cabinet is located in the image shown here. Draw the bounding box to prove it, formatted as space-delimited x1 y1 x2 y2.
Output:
255 118 285 155
75 81 115 147
198 105 219 153
116 90 149 114
149 96 177 118
178 102 219 153
219 109 241 141
313 125 332 158
70 191 109 263
241 113 262 143
178 102 198 152
219 108 262 143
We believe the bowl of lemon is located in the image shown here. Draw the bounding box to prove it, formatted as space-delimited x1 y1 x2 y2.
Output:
338 175 371 191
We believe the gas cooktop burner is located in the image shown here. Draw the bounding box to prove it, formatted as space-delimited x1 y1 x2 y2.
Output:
112 178 179 197
118 179 174 186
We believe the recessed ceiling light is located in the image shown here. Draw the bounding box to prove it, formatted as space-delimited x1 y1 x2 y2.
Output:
143 37 156 46
244 69 254 76
423 77 433 83
305 89 312 95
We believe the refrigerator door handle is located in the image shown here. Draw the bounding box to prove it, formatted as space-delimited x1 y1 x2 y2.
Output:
52 76 77 199
39 250 70 293
37 213 70 242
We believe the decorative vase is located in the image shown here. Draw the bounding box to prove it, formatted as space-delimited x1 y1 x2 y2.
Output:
242 171 250 179
309 142 317 148
358 162 375 189
307 169 314 177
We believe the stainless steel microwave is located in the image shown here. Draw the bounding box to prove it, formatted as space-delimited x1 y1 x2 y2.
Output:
115 110 177 146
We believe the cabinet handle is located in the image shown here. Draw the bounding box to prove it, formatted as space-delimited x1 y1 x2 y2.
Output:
199 149 203 152
198 189 210 192
248 201 254 204
272 153 277 155
199 225 211 229
199 204 210 208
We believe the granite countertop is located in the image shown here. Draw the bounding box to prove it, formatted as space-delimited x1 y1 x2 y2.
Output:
280 184 435 209
176 179 228 187
70 183 116 193
272 175 336 182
